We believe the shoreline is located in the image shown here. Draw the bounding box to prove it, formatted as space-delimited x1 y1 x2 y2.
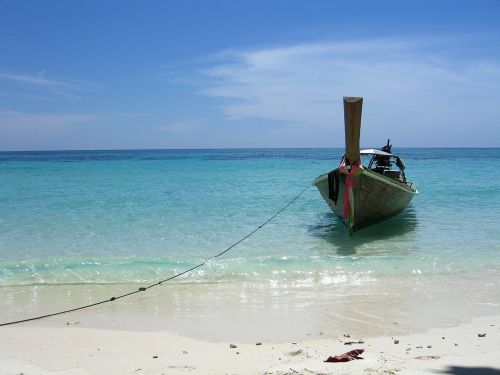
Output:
2 275 500 342
1 315 499 374
3 254 499 373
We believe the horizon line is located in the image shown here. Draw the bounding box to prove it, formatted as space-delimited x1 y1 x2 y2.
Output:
1 146 500 153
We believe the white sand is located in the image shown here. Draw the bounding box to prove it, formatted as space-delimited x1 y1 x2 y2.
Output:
1 315 499 375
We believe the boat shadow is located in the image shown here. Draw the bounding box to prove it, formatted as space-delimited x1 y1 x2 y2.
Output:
436 366 500 375
308 207 418 256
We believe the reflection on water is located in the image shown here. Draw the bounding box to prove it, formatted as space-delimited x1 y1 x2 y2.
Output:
3 270 498 342
308 207 418 256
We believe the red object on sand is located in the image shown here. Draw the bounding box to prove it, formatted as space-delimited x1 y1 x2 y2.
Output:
324 348 364 363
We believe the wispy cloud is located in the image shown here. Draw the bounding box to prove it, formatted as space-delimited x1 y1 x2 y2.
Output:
198 37 500 146
0 110 143 151
0 70 100 102
154 119 203 135
0 110 105 131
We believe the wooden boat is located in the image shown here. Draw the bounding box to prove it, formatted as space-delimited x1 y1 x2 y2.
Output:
314 97 417 233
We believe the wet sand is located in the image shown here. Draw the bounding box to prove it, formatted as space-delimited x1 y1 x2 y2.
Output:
2 274 500 342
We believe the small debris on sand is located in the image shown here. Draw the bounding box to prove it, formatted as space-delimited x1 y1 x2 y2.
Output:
394 340 400 345
343 334 351 338
256 342 262 346
427 345 432 348
152 355 158 359
66 321 80 326
415 355 440 360
230 344 237 349
288 349 303 356
345 340 365 345
478 333 487 337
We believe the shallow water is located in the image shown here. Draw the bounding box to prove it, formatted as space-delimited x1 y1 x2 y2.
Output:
1 148 499 339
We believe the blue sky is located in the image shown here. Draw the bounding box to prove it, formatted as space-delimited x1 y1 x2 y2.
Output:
1 0 499 150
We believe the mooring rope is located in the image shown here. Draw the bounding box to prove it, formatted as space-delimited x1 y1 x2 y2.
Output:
0 184 311 327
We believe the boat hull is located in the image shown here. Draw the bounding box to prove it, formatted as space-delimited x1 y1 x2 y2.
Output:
314 168 417 232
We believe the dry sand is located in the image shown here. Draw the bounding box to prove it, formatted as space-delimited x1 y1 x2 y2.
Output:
1 315 499 375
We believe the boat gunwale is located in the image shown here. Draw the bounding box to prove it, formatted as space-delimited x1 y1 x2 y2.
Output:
362 168 418 194
313 167 418 195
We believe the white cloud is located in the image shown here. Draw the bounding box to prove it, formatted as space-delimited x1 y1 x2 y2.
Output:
0 70 100 102
0 110 122 150
199 38 500 146
0 110 105 131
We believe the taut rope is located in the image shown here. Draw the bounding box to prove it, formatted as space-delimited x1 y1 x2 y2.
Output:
1 184 311 327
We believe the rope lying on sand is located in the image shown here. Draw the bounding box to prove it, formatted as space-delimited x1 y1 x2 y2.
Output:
0 184 311 327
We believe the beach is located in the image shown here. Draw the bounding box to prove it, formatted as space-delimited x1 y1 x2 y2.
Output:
1 148 500 374
1 315 500 374
1 278 500 374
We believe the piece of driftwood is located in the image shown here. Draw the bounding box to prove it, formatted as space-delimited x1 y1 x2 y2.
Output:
324 348 364 362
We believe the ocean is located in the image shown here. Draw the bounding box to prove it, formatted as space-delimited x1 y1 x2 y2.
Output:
1 148 499 340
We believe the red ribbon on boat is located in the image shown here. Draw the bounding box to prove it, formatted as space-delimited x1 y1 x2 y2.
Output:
339 157 364 225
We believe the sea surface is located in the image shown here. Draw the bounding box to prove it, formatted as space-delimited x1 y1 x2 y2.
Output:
1 148 499 339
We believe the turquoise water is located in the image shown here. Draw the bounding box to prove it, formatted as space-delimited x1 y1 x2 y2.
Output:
1 148 500 337
1 148 499 287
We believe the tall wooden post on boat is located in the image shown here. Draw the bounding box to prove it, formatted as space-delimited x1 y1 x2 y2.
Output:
343 96 363 164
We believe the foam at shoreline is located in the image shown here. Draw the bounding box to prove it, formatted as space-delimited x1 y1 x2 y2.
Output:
2 270 499 342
